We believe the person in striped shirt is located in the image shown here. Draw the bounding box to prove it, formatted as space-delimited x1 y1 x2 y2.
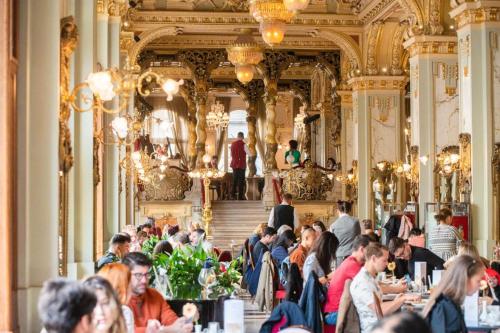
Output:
428 208 462 261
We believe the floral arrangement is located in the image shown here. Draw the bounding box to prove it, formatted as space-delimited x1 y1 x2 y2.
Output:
144 240 241 300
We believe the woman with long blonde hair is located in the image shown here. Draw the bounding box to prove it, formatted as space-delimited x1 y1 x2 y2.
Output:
97 263 134 333
423 255 485 333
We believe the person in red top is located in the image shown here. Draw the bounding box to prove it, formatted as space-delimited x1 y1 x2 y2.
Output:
230 132 249 200
323 235 371 329
123 252 193 333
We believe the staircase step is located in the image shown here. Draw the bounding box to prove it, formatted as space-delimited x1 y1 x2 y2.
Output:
210 200 269 251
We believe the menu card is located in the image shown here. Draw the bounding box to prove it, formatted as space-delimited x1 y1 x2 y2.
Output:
463 291 479 327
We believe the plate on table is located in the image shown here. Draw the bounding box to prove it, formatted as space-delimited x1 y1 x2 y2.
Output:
382 294 398 301
406 299 428 309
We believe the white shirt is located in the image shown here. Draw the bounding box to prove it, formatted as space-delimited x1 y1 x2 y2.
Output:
350 267 383 333
122 305 135 333
267 202 299 230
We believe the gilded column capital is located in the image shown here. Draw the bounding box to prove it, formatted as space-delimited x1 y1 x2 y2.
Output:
450 2 500 29
97 0 107 14
347 76 408 91
120 31 135 54
108 0 128 17
403 35 458 58
337 90 353 105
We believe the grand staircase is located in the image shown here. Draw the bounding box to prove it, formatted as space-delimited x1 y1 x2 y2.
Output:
210 200 270 252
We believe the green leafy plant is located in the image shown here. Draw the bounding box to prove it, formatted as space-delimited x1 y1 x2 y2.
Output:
141 235 160 256
150 244 242 300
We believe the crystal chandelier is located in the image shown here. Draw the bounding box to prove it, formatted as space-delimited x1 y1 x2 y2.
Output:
227 29 264 84
283 0 310 12
249 0 295 47
207 100 230 130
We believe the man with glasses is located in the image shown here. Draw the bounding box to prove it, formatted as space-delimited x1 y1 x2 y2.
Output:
388 237 444 280
123 252 193 333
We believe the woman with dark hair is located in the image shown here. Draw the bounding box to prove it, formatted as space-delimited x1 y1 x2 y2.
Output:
423 255 485 333
428 208 462 260
285 139 301 166
83 276 128 333
329 200 360 266
153 240 174 256
271 229 296 266
312 221 326 238
303 231 339 285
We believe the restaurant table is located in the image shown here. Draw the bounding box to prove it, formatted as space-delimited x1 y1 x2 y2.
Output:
168 296 229 328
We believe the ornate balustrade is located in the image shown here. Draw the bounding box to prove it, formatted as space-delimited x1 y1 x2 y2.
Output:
278 161 336 200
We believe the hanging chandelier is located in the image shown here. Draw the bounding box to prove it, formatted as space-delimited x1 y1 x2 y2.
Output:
283 0 310 12
207 100 230 130
249 0 295 47
227 29 264 84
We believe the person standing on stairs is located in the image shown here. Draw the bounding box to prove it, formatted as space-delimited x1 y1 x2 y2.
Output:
230 131 249 200
268 193 299 232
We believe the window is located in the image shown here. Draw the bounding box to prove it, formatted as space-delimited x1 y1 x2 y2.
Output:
221 110 263 176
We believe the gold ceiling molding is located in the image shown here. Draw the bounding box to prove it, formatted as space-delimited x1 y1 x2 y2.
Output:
144 35 339 50
347 76 408 91
149 65 315 81
359 0 397 23
315 29 362 72
403 36 458 58
450 3 500 30
128 9 363 29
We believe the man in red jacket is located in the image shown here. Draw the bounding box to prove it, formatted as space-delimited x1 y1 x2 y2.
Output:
230 132 249 200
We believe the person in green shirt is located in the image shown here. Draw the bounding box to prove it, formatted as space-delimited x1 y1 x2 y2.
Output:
285 140 301 167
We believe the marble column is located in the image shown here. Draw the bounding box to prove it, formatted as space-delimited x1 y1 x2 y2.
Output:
195 84 208 169
0 0 16 330
262 80 279 209
126 93 135 226
17 0 60 331
94 5 107 258
404 35 459 228
67 0 95 279
338 90 353 199
103 12 120 243
450 2 500 255
348 76 407 220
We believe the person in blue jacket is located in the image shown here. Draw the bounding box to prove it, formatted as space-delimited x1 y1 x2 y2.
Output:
423 255 485 333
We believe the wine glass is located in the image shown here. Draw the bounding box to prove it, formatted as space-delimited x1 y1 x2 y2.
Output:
198 261 217 299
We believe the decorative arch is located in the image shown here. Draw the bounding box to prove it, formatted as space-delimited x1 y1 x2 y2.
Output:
316 29 363 73
127 26 182 67
397 0 425 29
390 21 409 75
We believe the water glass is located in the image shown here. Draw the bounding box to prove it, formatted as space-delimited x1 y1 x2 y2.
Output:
208 322 219 333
